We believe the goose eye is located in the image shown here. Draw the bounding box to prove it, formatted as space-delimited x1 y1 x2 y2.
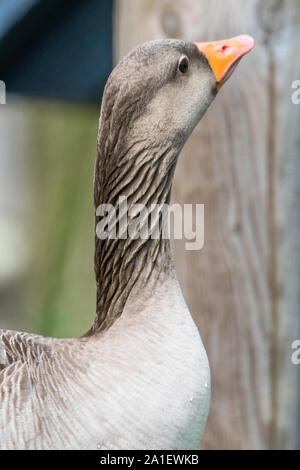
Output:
178 56 189 73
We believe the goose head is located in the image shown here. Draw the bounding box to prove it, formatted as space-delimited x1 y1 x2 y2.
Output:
99 35 254 162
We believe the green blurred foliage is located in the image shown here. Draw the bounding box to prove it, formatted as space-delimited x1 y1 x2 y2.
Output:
26 100 99 338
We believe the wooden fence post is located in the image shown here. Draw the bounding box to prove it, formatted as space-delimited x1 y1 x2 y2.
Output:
115 0 300 449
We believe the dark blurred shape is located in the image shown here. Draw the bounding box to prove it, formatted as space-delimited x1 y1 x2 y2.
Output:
0 0 113 101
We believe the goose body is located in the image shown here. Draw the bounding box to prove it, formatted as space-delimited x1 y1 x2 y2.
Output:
0 275 209 449
0 36 254 450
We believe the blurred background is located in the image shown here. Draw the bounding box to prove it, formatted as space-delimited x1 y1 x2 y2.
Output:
0 0 299 450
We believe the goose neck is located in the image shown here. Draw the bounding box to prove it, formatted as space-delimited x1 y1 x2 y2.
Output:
91 138 179 333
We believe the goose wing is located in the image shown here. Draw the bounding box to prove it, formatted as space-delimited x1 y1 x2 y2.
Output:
0 329 54 404
0 329 55 449
0 329 52 371
0 329 92 449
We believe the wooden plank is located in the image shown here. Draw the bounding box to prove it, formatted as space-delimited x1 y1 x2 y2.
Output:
115 0 300 449
267 0 300 449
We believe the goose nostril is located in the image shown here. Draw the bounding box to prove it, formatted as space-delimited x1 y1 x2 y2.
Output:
221 45 229 51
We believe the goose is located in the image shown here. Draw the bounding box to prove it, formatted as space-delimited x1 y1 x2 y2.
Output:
0 35 254 450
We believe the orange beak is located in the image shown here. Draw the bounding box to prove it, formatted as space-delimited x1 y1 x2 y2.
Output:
194 35 254 89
